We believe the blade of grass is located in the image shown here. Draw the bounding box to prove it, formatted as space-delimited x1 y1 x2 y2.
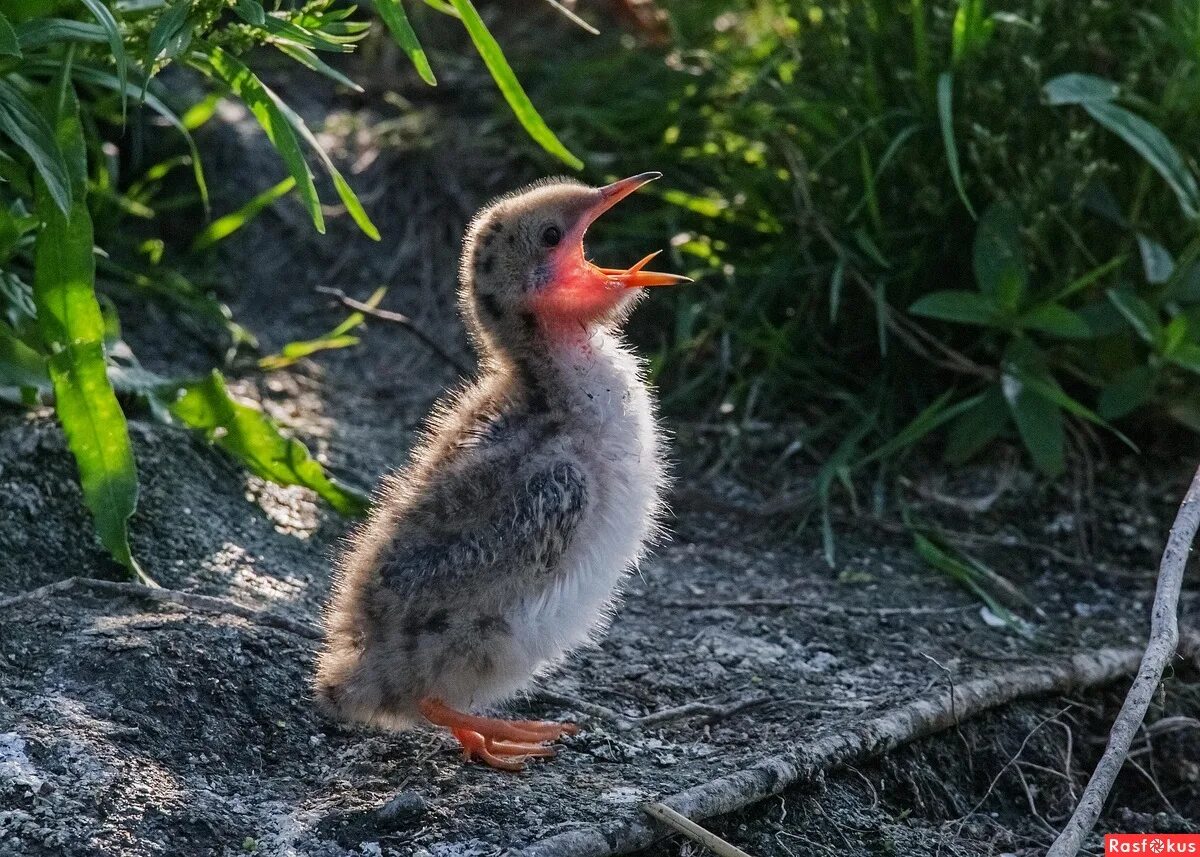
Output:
191 176 296 251
448 0 583 169
258 286 384 370
374 0 437 85
937 72 976 218
0 79 72 214
199 46 324 233
80 0 129 116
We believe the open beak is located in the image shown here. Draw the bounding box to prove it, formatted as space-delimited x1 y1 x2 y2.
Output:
579 172 692 288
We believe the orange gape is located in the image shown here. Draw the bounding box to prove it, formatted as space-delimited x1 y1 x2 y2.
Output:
419 698 578 771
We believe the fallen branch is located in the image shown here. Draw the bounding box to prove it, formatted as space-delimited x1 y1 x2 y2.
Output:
315 286 472 375
1047 465 1200 857
517 646 1143 857
0 577 321 640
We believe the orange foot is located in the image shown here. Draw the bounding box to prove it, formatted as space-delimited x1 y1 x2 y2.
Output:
419 697 579 772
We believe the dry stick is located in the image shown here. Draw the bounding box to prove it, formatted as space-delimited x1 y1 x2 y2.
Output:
518 646 1143 857
1046 465 1200 857
0 576 321 640
315 286 472 376
642 802 755 857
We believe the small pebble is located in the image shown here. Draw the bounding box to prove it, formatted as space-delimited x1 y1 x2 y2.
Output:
375 791 427 827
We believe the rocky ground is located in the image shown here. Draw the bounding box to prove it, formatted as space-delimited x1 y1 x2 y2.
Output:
1 57 1198 857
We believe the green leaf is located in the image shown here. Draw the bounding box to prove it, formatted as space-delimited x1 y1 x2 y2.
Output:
80 0 128 113
973 202 1026 308
15 19 108 51
828 256 844 322
0 321 49 390
162 370 369 517
944 385 1008 464
448 0 583 170
936 72 975 218
0 12 21 57
33 80 147 584
0 79 72 214
1136 234 1174 284
375 0 437 85
273 42 364 93
200 46 324 234
908 290 997 325
53 62 209 210
1107 288 1161 345
235 0 265 26
1043 72 1119 105
1002 370 1065 476
1098 365 1155 419
950 0 993 66
191 177 296 251
258 287 384 370
1162 314 1188 357
146 0 192 70
911 530 1032 636
1017 303 1092 339
1170 343 1200 375
267 93 380 240
1082 99 1200 220
1051 254 1126 302
860 390 984 465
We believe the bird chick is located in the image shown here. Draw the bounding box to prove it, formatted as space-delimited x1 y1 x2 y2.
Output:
315 173 688 770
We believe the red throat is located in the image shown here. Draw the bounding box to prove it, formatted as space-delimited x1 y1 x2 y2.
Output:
528 172 690 331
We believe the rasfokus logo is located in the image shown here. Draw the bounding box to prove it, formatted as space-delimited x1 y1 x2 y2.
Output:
1106 835 1200 855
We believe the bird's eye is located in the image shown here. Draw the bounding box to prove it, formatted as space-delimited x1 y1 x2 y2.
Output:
541 225 562 247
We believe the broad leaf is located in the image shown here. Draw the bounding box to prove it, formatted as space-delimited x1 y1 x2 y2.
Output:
0 322 48 390
1001 369 1064 476
1017 303 1092 339
973 201 1026 308
1098 365 1156 419
908 290 997 326
1136 233 1173 284
34 78 147 583
163 371 369 517
0 12 20 57
1083 99 1200 220
1043 72 1119 105
1107 288 1161 345
944 385 1008 464
0 79 72 214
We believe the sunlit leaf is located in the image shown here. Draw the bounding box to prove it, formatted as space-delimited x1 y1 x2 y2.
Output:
448 0 583 169
33 77 148 584
162 370 369 517
191 176 296 251
374 0 437 85
200 46 324 233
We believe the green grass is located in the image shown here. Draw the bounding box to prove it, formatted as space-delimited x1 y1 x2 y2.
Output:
513 0 1200 486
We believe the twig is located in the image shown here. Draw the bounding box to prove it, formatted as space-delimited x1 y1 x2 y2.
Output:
1047 464 1200 857
315 286 472 375
642 802 754 857
0 576 321 640
662 598 970 617
517 645 1144 857
533 691 772 732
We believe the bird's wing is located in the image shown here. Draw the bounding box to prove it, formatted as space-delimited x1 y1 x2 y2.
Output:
380 459 588 596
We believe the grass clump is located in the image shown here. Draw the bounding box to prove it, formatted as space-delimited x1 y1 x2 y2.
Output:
520 0 1200 485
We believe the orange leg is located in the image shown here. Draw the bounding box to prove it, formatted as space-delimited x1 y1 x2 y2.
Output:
420 698 578 771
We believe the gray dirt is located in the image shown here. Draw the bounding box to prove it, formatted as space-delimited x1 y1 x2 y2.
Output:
1 65 1198 857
